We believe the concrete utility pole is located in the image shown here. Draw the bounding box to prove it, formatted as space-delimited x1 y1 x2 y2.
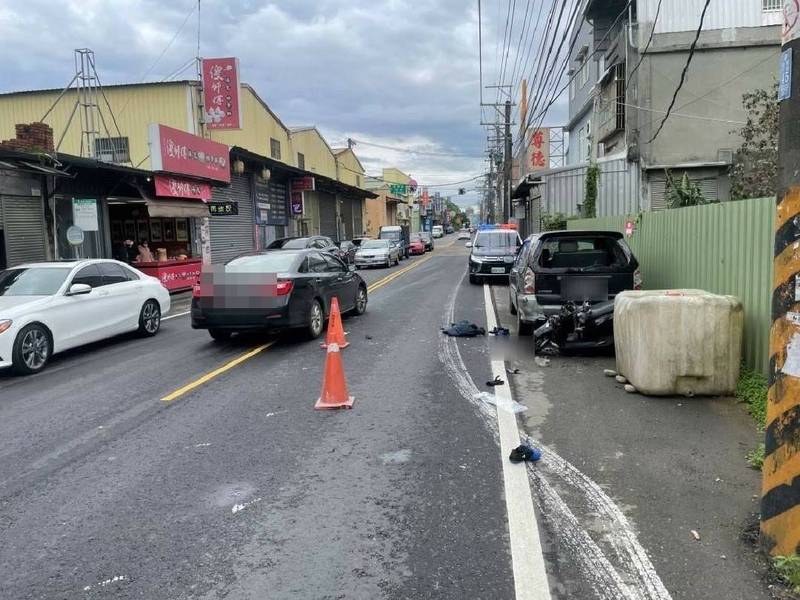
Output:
762 26 800 556
504 100 512 223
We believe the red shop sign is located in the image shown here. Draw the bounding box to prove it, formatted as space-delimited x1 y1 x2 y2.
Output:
154 175 212 200
291 176 315 192
149 124 230 183
201 57 242 129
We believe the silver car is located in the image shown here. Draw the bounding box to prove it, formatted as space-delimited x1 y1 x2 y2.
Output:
354 239 400 268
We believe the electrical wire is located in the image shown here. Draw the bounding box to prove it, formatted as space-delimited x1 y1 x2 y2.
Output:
648 0 713 143
627 0 661 86
350 138 483 159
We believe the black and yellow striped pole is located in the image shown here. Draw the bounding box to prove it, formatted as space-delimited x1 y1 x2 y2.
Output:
762 8 800 556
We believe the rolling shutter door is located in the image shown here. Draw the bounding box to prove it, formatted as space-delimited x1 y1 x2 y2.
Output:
2 196 46 267
353 199 363 237
318 192 337 238
340 197 354 240
210 173 254 263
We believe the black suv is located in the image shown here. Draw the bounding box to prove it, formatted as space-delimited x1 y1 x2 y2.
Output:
508 230 641 335
467 229 522 284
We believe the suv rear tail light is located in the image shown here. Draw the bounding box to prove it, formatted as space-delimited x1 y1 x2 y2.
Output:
633 268 642 290
276 280 294 296
523 267 535 294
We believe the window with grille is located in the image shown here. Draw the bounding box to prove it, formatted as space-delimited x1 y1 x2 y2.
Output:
270 138 281 160
297 152 305 170
94 137 130 163
763 0 781 11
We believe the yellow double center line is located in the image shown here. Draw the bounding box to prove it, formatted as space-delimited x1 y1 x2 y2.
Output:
161 255 433 403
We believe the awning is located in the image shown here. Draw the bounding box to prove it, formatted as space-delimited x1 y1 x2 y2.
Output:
146 199 209 218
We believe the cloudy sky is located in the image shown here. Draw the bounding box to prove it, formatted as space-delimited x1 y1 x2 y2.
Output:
0 0 566 208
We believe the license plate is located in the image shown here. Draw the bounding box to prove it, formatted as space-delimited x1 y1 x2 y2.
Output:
491 267 506 274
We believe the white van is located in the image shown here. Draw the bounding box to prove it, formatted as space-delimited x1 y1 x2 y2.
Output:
432 225 444 238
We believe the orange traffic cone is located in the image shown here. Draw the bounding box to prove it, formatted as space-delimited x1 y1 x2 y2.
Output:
314 342 355 410
320 296 349 349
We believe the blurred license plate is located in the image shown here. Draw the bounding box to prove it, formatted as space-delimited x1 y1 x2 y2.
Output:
491 267 505 274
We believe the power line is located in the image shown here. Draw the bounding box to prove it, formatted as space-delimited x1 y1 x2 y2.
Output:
350 138 483 159
627 0 661 87
648 0 712 143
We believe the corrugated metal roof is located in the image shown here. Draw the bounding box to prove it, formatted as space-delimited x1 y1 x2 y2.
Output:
0 79 192 97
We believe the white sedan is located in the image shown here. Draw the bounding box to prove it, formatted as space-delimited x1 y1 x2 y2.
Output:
457 228 472 240
0 259 171 374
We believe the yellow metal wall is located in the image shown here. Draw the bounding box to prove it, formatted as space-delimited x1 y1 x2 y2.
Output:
290 130 337 179
208 86 292 164
0 82 191 168
335 148 365 187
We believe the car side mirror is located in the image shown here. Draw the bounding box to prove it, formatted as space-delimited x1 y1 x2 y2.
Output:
66 283 92 296
465 242 473 248
348 264 356 272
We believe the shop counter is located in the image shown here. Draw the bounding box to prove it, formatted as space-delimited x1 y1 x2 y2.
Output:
135 258 202 292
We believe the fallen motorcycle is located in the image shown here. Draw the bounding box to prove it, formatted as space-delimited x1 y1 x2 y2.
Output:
533 299 616 355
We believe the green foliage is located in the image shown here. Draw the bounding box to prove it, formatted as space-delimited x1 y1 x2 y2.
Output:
746 443 765 470
731 83 779 201
665 170 713 208
736 368 768 428
584 162 599 218
541 212 568 231
773 555 800 593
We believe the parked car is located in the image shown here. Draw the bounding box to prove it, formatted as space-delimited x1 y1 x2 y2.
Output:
0 260 170 374
509 230 641 335
457 228 471 240
445 226 454 234
355 239 401 268
467 228 522 284
418 231 434 251
338 240 359 264
408 235 426 255
432 225 444 238
267 236 347 262
378 225 410 259
191 250 367 341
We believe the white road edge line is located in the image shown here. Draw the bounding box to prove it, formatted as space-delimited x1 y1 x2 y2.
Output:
163 310 190 321
483 283 552 600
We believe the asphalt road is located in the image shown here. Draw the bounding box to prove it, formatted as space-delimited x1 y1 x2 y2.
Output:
0 235 775 600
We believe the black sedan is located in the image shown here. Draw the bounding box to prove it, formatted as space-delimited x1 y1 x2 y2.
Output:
191 250 368 340
267 236 347 262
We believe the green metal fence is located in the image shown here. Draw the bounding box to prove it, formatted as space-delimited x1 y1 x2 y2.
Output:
567 197 776 374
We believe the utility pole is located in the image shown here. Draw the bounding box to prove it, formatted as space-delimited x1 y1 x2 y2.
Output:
487 153 496 223
762 28 800 556
504 99 512 223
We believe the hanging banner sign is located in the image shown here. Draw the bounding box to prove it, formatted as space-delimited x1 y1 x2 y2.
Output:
291 191 304 215
201 57 242 129
290 176 315 192
780 49 793 101
154 175 212 200
529 128 550 173
149 124 230 183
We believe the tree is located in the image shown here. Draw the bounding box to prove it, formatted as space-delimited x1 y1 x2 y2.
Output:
730 83 778 200
584 162 599 218
665 170 711 208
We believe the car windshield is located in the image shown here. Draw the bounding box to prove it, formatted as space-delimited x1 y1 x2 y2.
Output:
225 253 300 273
419 233 431 240
281 238 311 249
0 267 70 296
362 240 389 249
537 236 632 271
474 231 519 248
379 231 400 241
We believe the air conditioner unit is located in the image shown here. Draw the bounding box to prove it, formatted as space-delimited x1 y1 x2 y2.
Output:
597 143 606 158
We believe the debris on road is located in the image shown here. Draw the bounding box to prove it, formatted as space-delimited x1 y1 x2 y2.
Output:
442 320 486 337
615 375 628 384
624 384 638 394
691 529 701 541
486 375 505 387
535 356 550 367
474 392 527 413
509 444 542 463
604 369 618 377
506 367 521 375
488 326 510 336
